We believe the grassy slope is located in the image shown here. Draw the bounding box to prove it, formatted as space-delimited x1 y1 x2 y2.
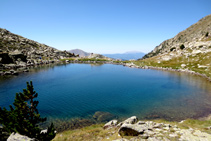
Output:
134 50 211 79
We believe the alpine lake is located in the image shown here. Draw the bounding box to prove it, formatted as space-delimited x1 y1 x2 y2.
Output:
1 63 211 129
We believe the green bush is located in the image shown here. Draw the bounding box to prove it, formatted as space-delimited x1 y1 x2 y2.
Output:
205 32 209 37
180 44 185 50
0 81 56 140
170 47 176 51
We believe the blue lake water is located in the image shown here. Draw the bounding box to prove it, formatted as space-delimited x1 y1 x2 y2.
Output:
1 63 211 122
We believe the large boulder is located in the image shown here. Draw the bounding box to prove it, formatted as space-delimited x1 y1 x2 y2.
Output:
117 116 138 127
118 123 145 136
118 120 164 137
9 50 27 62
7 133 35 141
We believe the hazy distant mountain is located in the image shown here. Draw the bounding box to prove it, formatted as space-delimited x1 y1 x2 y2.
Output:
103 51 145 60
68 49 90 57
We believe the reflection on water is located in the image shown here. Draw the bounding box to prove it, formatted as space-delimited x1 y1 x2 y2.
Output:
1 63 211 123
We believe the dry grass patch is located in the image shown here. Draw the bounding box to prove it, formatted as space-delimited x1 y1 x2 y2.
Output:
53 124 121 141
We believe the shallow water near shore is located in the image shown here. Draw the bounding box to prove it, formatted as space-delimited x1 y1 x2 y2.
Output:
1 63 211 123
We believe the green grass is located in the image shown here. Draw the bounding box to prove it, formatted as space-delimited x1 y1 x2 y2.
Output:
78 58 108 62
53 124 120 141
134 51 211 79
60 58 75 62
181 119 211 134
60 57 113 63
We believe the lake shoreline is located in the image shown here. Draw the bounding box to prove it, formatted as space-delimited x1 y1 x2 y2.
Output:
123 62 211 83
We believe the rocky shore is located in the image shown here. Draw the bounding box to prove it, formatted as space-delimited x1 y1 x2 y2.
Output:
124 62 211 82
103 116 211 141
53 115 211 141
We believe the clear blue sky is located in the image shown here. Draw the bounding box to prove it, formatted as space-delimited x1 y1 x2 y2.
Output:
0 0 211 54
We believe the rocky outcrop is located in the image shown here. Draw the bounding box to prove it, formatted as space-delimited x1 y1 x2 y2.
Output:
103 120 118 129
7 133 34 141
0 28 76 75
117 116 138 127
143 14 211 59
104 116 211 141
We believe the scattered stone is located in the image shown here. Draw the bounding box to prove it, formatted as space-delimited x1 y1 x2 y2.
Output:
140 133 149 139
198 64 208 68
103 120 118 129
192 50 202 54
169 133 178 138
137 121 145 125
179 120 185 123
4 71 12 75
113 138 129 141
181 64 186 68
162 56 171 61
145 130 155 136
207 126 211 130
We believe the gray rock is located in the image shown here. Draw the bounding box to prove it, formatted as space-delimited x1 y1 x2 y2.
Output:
181 64 186 68
118 123 146 136
145 129 156 136
7 133 35 141
40 129 47 134
4 71 12 75
169 133 178 138
117 116 138 127
207 126 211 130
137 121 145 125
103 120 118 129
140 133 149 139
113 139 129 141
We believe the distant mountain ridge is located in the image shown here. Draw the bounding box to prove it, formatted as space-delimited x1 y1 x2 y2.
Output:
103 51 145 60
68 49 91 57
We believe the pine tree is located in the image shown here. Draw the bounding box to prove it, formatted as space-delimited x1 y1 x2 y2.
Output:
0 81 56 140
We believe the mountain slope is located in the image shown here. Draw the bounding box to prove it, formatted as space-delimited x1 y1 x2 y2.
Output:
143 14 211 59
103 51 145 60
0 28 75 74
135 14 211 79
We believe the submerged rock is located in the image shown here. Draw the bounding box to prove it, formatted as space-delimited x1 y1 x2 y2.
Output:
93 111 116 122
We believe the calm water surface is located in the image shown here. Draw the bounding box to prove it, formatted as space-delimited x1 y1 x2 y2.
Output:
1 63 211 121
